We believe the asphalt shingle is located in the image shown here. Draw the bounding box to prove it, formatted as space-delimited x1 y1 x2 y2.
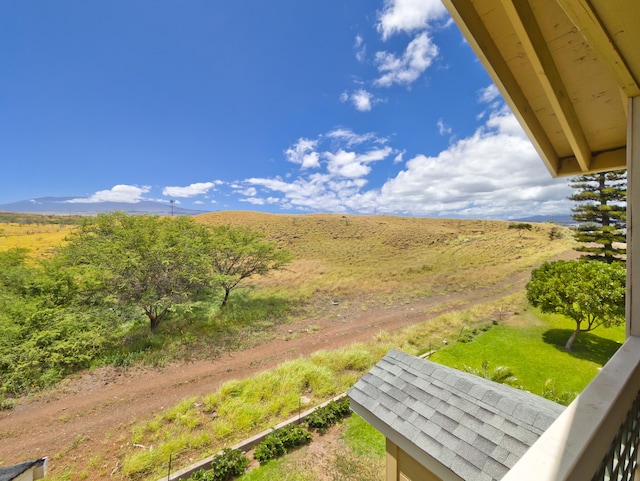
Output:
348 349 564 481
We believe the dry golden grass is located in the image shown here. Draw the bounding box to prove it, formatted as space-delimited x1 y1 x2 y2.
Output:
0 211 576 302
197 211 576 302
0 223 73 260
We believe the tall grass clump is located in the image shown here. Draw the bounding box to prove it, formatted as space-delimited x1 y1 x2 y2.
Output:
121 343 384 479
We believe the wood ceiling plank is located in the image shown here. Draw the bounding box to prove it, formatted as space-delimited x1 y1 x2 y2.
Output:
502 0 592 172
557 147 626 176
556 0 640 97
442 0 561 176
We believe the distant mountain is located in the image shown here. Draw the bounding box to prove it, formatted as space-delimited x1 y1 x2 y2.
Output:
0 197 207 216
514 214 575 226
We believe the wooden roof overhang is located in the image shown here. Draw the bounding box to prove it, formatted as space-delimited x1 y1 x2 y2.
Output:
442 0 640 177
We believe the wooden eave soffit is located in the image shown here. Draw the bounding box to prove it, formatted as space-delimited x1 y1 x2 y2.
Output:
443 0 639 177
502 0 592 172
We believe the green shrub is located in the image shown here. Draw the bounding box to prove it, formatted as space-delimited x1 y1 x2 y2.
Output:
305 397 351 434
542 379 576 406
0 396 15 410
254 425 312 464
187 449 249 481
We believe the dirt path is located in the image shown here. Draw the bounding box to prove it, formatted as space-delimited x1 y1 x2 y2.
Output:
0 250 576 477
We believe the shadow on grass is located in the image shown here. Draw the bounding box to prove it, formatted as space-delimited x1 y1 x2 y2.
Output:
102 293 304 367
216 291 303 326
542 329 623 365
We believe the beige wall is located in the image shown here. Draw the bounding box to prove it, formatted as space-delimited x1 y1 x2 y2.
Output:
386 438 442 481
12 466 45 481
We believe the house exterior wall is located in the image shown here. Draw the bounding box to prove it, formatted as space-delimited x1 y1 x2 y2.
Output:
386 438 442 481
5 465 45 481
12 469 41 481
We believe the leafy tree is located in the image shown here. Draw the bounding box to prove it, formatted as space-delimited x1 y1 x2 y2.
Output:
569 170 626 263
526 260 625 350
508 223 532 238
0 247 32 295
0 248 119 394
207 225 292 306
57 212 213 330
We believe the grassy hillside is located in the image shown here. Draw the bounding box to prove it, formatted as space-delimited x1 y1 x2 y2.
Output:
0 210 576 307
196 211 576 305
1 211 576 298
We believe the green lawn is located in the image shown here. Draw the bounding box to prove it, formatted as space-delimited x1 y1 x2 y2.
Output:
429 307 625 401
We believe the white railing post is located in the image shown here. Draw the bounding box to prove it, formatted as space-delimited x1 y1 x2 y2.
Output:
628 96 640 338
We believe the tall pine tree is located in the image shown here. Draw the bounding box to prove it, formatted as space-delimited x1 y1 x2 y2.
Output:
569 169 626 263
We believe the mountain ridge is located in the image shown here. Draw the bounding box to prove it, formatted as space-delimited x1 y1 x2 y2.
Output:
0 197 207 216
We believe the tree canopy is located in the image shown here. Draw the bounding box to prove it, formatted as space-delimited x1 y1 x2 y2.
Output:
0 247 119 395
57 212 213 329
526 260 625 350
207 225 292 306
569 170 626 263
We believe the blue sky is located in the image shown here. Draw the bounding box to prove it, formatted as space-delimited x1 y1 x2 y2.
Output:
0 0 573 219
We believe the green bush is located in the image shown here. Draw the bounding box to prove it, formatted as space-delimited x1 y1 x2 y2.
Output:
187 448 249 481
542 379 576 406
305 396 351 433
0 396 15 410
254 424 312 464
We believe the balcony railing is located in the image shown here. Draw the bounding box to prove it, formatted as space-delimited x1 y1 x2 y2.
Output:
591 391 640 481
501 336 640 481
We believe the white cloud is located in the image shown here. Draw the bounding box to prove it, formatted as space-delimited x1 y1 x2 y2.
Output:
479 84 500 103
238 107 570 218
285 138 320 169
437 118 452 135
326 128 387 147
162 182 215 198
352 89 374 111
240 196 281 206
241 130 396 212
340 89 381 112
325 146 392 178
373 108 572 217
67 184 151 204
374 32 439 87
235 187 257 196
354 35 366 62
376 0 447 40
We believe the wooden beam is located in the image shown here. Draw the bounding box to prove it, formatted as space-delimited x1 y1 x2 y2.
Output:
556 146 626 176
386 439 399 481
556 0 640 98
442 0 561 176
502 0 592 172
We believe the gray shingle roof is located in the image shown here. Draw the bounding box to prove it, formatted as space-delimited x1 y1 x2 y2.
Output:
0 458 46 481
348 349 564 481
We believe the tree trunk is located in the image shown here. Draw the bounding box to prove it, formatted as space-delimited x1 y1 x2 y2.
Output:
221 288 230 307
149 314 161 331
565 328 580 350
